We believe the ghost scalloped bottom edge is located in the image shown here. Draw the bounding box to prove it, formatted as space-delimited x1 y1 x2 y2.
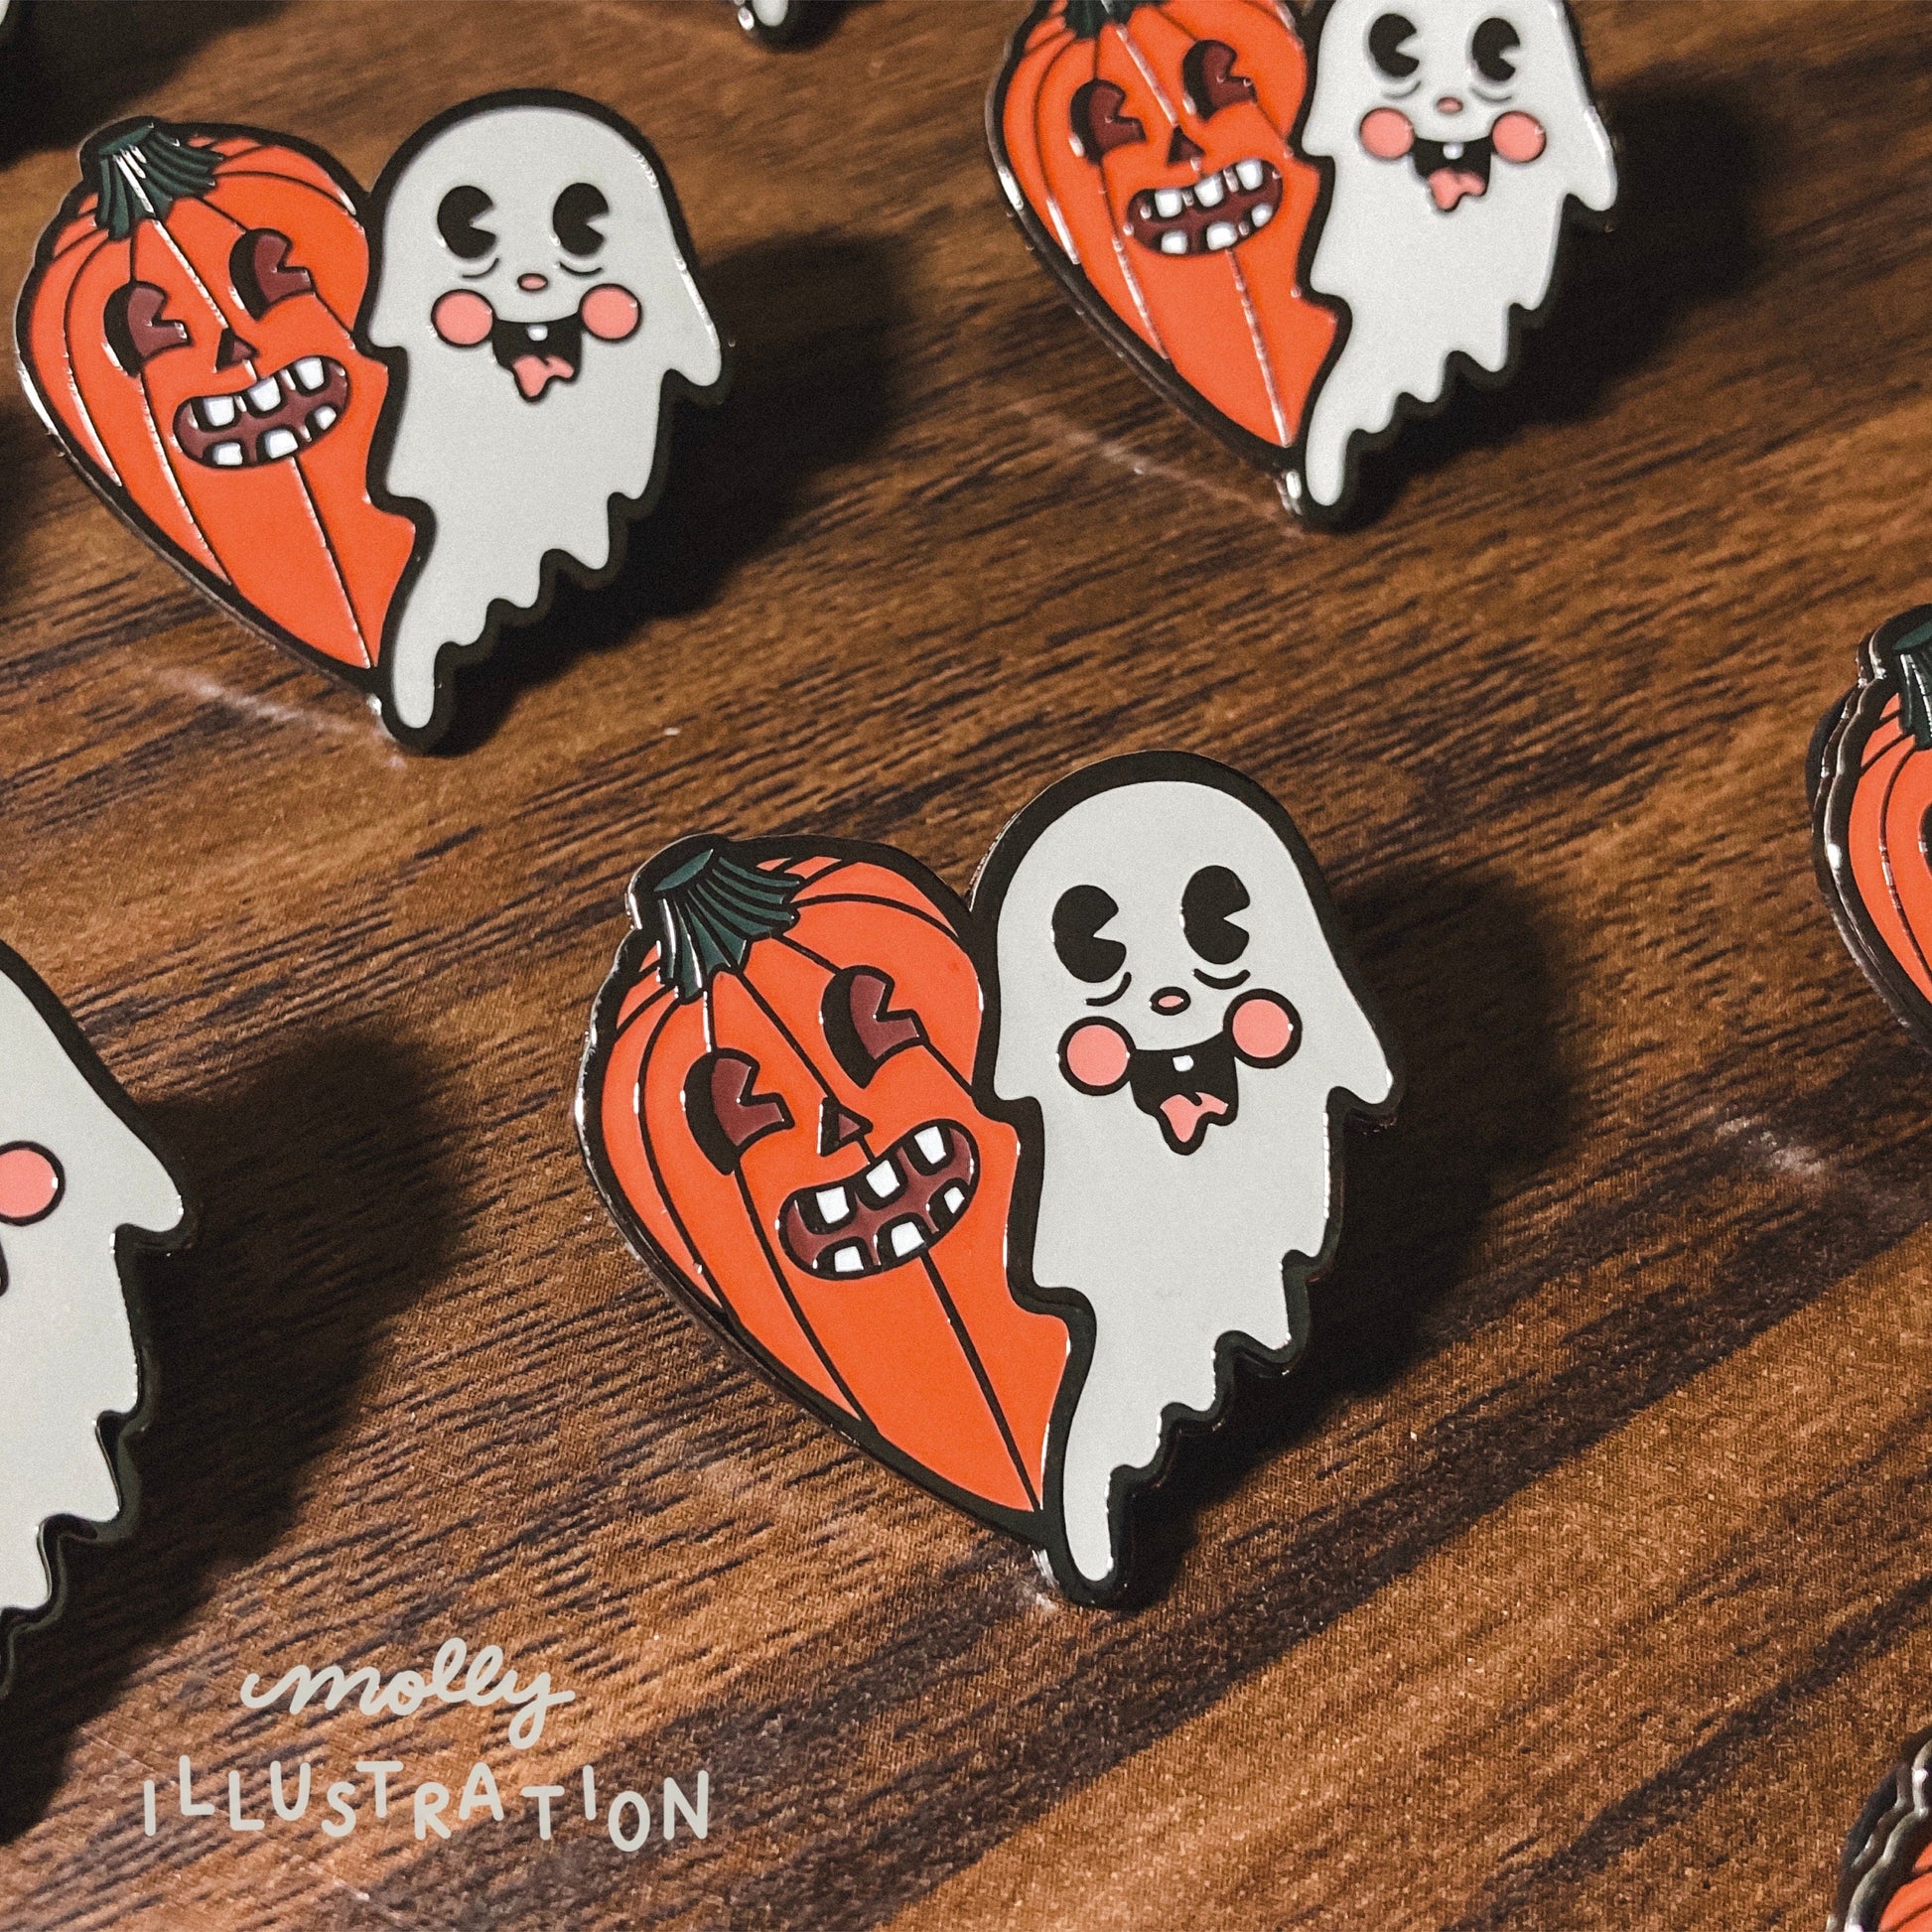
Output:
0 939 194 1701
1813 607 1932 1053
969 751 1401 1604
358 88 730 752
1291 0 1618 524
575 833 1071 1556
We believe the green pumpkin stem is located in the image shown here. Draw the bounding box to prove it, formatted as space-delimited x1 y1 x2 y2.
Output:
82 120 220 241
1883 615 1932 751
1063 0 1148 37
650 843 803 1004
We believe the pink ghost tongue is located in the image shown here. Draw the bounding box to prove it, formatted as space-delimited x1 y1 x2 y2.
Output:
512 351 575 401
1429 165 1487 211
1158 1089 1232 1144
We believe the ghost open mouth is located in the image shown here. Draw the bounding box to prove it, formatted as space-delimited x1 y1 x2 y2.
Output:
1125 1029 1242 1154
1124 159 1282 257
490 314 587 402
1412 134 1494 210
172 356 346 468
777 1121 979 1281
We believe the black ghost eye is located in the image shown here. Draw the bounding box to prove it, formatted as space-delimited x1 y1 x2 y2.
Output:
1367 10 1421 78
230 228 315 320
1069 79 1148 161
1182 41 1258 118
552 181 610 256
822 967 924 1087
1471 15 1520 82
104 281 190 371
1052 886 1127 984
683 1049 792 1175
1180 866 1251 966
436 185 496 261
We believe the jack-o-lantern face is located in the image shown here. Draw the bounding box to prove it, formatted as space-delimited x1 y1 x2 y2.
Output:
17 118 417 674
992 0 1336 460
578 841 1069 1531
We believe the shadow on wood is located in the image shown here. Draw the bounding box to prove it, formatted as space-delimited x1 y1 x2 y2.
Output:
0 1030 452 1841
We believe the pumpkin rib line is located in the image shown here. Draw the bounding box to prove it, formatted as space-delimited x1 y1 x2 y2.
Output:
1227 252 1291 447
700 984 871 1425
197 177 363 330
630 993 733 1308
771 933 978 1100
916 1249 1041 1513
287 451 376 667
785 892 959 943
1873 731 1932 998
611 978 675 1042
51 235 127 486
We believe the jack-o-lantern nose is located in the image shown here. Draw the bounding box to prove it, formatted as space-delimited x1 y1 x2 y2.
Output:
1168 126 1204 166
215 327 257 370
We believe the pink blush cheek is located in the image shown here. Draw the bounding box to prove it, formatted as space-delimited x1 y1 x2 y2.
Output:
431 289 495 347
581 283 642 344
1230 994 1297 1064
0 1145 62 1224
1492 111 1547 164
1359 107 1416 160
1062 1022 1132 1093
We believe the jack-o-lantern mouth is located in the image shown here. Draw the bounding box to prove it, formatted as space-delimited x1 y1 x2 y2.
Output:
1123 159 1283 258
173 356 348 468
777 1120 979 1281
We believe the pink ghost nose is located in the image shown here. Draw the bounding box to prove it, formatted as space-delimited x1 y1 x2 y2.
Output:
1436 95 1464 115
517 272 550 293
1151 987 1190 1016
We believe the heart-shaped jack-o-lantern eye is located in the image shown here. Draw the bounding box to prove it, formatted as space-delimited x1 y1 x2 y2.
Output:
685 1050 793 1174
1182 41 1258 118
1070 79 1148 161
104 281 190 372
230 229 316 320
822 967 924 1086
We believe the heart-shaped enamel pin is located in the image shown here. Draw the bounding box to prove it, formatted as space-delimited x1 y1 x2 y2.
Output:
578 755 1400 1602
16 93 726 750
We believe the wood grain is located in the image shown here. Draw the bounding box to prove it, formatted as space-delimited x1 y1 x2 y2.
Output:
0 1 1928 1927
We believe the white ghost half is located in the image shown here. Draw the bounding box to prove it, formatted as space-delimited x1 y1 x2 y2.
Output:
0 951 186 1630
365 96 725 736
984 763 1395 1594
1297 0 1615 512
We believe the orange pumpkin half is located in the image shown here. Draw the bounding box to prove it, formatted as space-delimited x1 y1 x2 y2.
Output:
16 117 416 681
1815 608 1932 1050
990 0 1335 467
578 838 1070 1531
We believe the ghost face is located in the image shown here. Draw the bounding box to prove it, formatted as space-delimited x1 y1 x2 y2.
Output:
1297 0 1614 510
365 96 724 735
985 765 1394 1591
0 958 186 1624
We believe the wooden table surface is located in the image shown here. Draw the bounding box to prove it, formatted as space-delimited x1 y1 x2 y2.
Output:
1 1 1928 1926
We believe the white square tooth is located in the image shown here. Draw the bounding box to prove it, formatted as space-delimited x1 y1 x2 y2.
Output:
210 442 244 467
913 1126 946 1168
864 1159 900 1202
940 1184 966 1216
1205 221 1239 250
1444 142 1464 161
1160 231 1189 255
201 394 237 429
888 1221 925 1259
814 1185 852 1226
1154 188 1184 218
1195 173 1226 207
1251 203 1274 226
293 356 325 391
261 427 299 460
1173 1054 1194 1073
528 324 548 342
1236 159 1265 190
245 376 281 412
831 1244 866 1276
310 405 339 431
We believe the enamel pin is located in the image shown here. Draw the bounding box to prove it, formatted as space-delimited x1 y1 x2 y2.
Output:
15 92 725 751
1813 609 1932 1051
987 0 1616 522
1831 1729 1932 1932
577 753 1398 1603
0 942 192 1695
